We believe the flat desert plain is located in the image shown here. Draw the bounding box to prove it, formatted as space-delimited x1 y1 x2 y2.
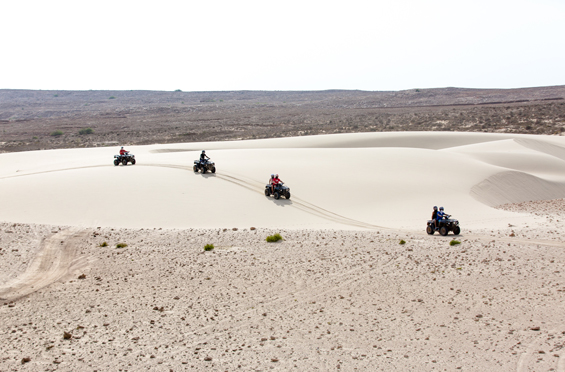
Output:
1 131 565 371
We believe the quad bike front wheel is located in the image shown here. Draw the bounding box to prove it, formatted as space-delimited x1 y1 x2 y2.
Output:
439 226 448 236
211 167 216 174
426 225 434 235
274 192 280 200
201 167 206 174
122 159 128 166
114 159 119 166
453 226 461 235
285 192 291 200
131 159 136 165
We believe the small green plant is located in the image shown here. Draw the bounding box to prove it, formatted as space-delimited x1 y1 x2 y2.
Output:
399 239 406 245
78 128 94 135
53 94 58 97
415 89 420 93
99 242 108 247
50 130 63 137
109 96 115 99
266 233 283 242
116 243 128 248
204 244 214 251
174 89 182 92
450 240 461 246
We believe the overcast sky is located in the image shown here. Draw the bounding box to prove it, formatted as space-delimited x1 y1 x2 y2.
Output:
2 0 564 92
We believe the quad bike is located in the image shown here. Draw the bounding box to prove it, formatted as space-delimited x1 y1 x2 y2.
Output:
114 153 136 166
426 214 460 236
265 183 291 200
193 159 216 174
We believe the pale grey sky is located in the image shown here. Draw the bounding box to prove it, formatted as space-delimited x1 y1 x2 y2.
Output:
2 0 564 91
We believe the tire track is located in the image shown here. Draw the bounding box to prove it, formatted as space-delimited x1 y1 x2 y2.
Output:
0 164 108 180
0 229 90 302
215 172 387 230
144 163 387 230
516 326 565 372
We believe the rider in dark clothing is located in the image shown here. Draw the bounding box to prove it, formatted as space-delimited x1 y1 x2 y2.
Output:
431 206 438 230
200 150 210 169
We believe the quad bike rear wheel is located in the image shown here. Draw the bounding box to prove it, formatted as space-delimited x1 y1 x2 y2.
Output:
114 159 119 166
439 226 448 236
274 192 280 200
193 165 198 172
426 225 434 235
453 226 461 235
264 188 270 196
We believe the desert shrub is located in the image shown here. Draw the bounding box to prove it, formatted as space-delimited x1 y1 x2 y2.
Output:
399 239 406 245
266 233 283 242
174 89 182 92
116 243 128 248
204 244 214 251
78 127 94 135
450 240 461 246
109 96 115 99
99 241 108 247
50 130 63 137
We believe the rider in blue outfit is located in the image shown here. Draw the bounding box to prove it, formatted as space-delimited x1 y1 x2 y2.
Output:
436 206 445 230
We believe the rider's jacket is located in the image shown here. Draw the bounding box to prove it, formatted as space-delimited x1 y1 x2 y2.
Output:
120 149 127 155
272 178 281 185
436 211 445 220
432 210 438 220
200 154 208 161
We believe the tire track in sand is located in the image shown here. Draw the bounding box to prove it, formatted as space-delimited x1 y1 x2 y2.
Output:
515 325 565 372
0 229 90 302
142 163 387 230
1 162 385 230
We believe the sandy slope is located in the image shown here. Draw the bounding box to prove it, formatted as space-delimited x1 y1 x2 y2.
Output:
1 132 565 371
1 132 565 230
1 220 565 371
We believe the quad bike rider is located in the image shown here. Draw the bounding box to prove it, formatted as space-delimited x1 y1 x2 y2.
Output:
114 146 136 166
426 206 461 236
265 174 291 200
193 150 216 174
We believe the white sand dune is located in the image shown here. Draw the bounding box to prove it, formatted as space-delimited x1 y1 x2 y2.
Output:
1 132 564 230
